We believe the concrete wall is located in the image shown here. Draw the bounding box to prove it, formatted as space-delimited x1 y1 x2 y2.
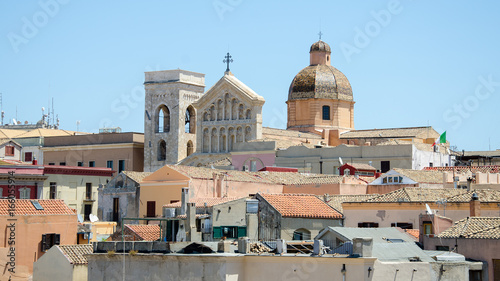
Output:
343 202 500 228
0 213 77 278
280 217 342 241
86 253 452 281
33 245 73 281
212 198 247 228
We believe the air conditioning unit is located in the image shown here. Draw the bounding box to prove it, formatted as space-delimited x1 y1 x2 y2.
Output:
83 233 89 239
243 165 249 171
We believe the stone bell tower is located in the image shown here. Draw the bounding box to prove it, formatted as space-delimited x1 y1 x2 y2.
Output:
144 69 205 172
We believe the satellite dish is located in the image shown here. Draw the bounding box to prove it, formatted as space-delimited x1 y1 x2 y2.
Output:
89 214 99 222
339 157 344 165
77 214 84 223
425 204 433 215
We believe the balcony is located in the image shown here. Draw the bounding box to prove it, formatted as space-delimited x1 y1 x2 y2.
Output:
83 191 97 202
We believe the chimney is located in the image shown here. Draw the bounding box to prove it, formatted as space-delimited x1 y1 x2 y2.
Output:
470 192 481 217
353 237 373 257
466 177 473 191
323 194 330 203
181 187 189 216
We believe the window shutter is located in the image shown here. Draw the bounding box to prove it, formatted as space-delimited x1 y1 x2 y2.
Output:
41 234 47 252
55 234 61 245
237 226 247 238
213 227 222 239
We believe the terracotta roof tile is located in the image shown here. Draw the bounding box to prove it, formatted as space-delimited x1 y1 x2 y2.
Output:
0 199 75 216
125 224 161 241
404 229 420 240
259 193 342 219
438 217 500 239
340 126 439 139
122 171 153 183
392 168 444 184
320 194 379 213
164 197 243 208
362 188 500 203
58 244 93 265
424 165 500 174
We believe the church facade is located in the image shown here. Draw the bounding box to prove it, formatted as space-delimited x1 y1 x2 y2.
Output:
143 40 362 172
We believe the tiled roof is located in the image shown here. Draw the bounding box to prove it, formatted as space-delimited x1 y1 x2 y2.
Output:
262 127 322 139
0 129 28 139
122 171 153 183
346 163 376 171
259 193 342 219
125 224 161 241
0 199 75 216
320 194 379 213
363 188 464 203
463 150 500 157
58 244 93 265
404 229 420 240
166 165 363 186
340 126 439 139
14 128 81 138
392 168 444 184
164 197 243 208
446 189 500 202
424 166 500 174
438 217 500 239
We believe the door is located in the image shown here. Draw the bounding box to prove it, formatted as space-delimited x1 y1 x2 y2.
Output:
494 259 500 281
381 161 390 173
84 204 92 221
112 198 119 222
147 201 156 218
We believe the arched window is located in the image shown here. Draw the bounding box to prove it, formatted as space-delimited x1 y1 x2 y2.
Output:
245 126 251 142
246 109 251 119
293 228 311 240
217 100 223 121
322 105 330 120
210 105 215 121
211 128 218 153
185 106 196 134
187 141 194 157
157 105 170 133
236 127 243 143
219 128 227 152
232 99 238 120
228 127 235 151
224 94 231 120
203 112 209 122
158 140 167 161
203 129 209 153
238 104 245 120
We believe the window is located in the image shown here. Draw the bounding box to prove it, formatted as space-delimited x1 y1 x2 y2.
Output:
423 221 433 235
322 106 330 120
59 162 66 166
158 140 167 161
383 177 388 184
250 160 257 172
358 222 379 228
85 183 92 200
88 161 95 167
293 228 311 240
429 162 433 167
106 160 113 169
436 245 449 251
77 162 83 167
24 152 33 162
49 182 56 199
118 160 125 173
19 187 31 199
147 201 156 217
343 169 350 175
41 233 60 252
187 141 194 157
5 145 15 156
48 163 55 166
391 222 413 229
213 226 247 239
381 161 390 173
185 106 195 134
157 105 170 133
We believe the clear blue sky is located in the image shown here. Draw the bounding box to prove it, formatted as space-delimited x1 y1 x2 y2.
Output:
1 1 499 151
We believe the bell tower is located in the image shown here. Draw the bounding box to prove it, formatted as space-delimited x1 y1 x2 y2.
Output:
144 69 205 172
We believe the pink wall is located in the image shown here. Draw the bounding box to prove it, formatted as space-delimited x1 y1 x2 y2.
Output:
189 178 283 199
424 237 496 279
231 153 275 171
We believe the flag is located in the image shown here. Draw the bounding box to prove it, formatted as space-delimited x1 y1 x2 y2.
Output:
432 131 446 147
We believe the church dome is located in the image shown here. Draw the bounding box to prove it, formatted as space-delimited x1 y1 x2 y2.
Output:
310 40 331 53
288 64 353 101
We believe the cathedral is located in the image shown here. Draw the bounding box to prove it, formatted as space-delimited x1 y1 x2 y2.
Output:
143 39 356 172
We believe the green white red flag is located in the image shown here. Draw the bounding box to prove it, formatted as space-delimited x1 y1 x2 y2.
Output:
432 131 446 147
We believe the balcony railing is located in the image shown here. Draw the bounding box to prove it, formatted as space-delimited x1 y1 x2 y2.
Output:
83 191 97 202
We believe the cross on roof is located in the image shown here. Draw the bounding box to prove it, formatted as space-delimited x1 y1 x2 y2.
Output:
223 52 233 72
318 31 323 40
